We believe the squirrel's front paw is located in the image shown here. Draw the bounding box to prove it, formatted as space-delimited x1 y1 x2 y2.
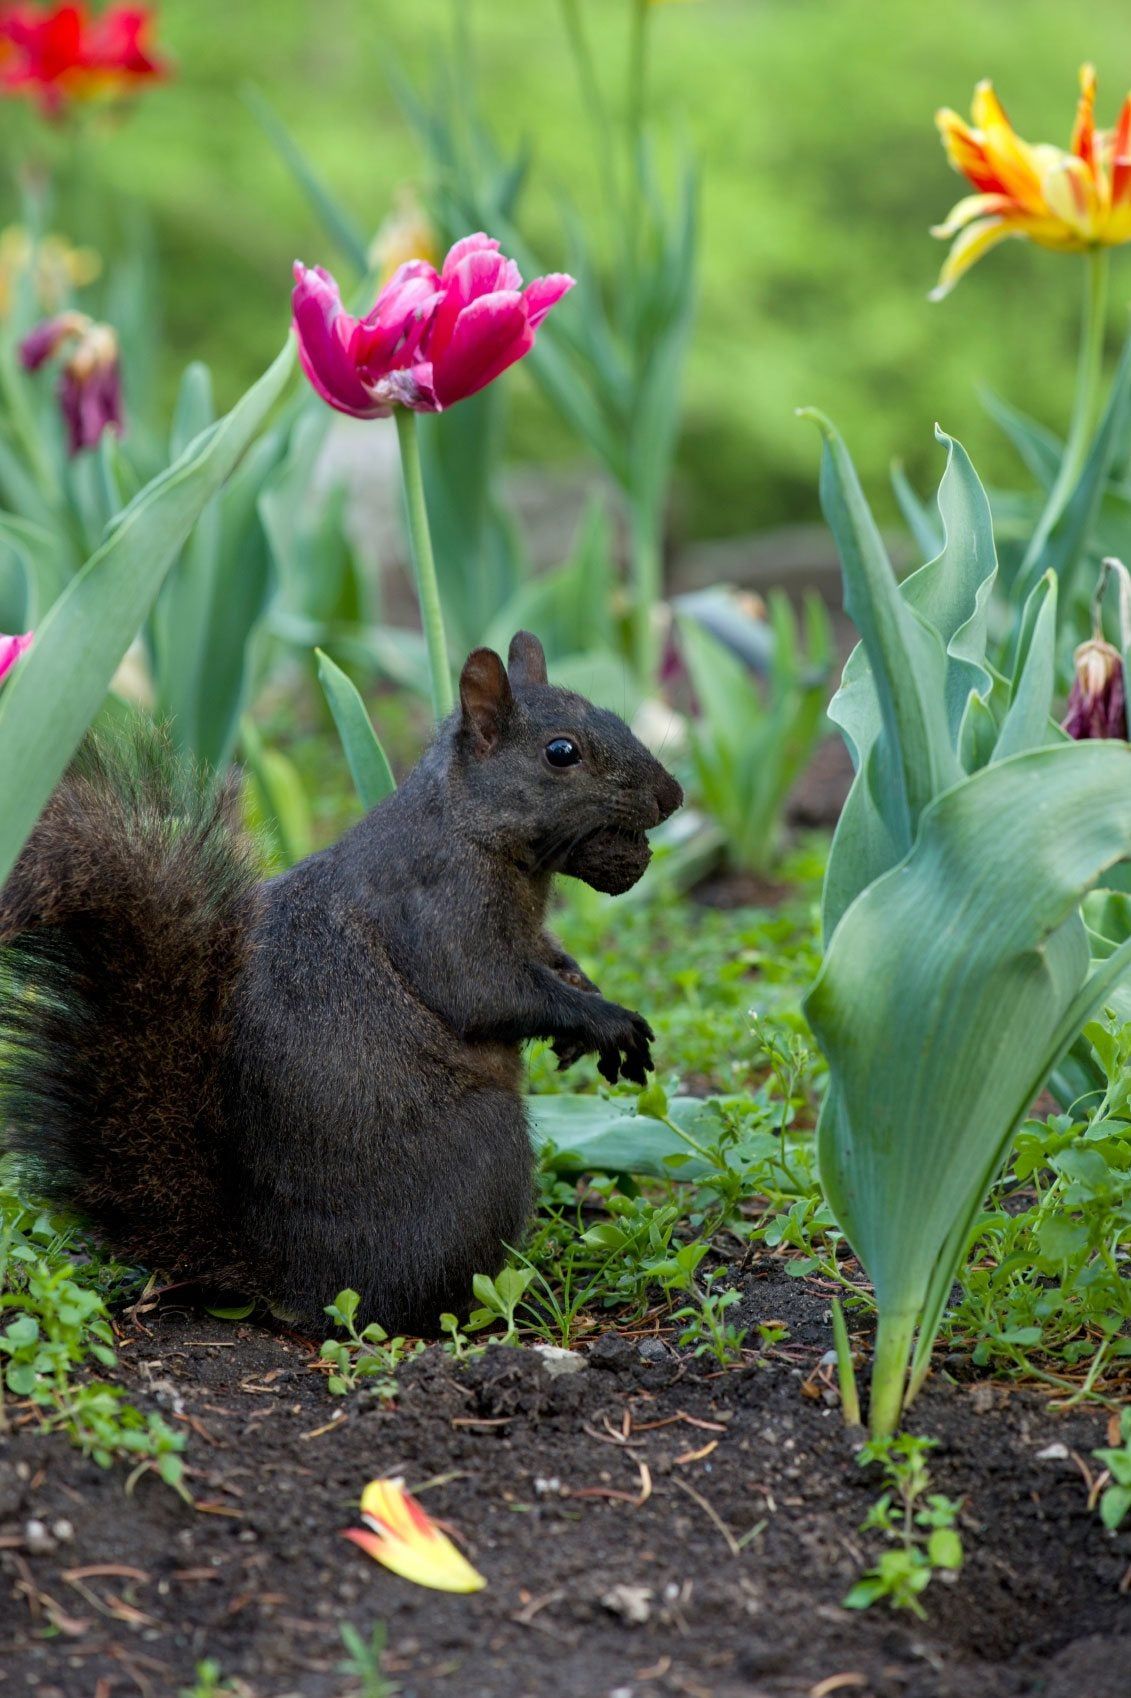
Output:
595 1006 654 1087
552 1035 587 1071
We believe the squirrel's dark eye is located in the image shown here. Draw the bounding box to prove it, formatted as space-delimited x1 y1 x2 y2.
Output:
545 737 581 769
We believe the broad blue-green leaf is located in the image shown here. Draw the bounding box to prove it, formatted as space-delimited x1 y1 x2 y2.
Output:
992 573 1061 763
528 1094 727 1179
807 741 1131 1434
316 648 396 811
811 419 987 934
0 342 295 891
0 514 73 620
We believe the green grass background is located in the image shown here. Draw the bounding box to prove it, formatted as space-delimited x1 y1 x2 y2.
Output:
4 0 1131 538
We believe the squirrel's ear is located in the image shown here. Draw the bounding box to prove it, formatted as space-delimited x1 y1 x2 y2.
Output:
507 629 548 689
459 648 514 756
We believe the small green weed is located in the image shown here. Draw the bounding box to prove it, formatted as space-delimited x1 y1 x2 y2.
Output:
178 1661 236 1698
1093 1408 1131 1532
673 1268 748 1365
945 1024 1131 1402
0 1188 187 1491
321 1290 425 1396
844 1435 963 1618
338 1621 399 1698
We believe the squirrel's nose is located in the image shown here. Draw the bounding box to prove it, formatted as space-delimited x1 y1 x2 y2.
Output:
654 771 683 824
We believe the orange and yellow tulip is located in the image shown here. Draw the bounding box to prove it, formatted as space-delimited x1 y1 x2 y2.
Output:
932 65 1131 298
343 1477 486 1593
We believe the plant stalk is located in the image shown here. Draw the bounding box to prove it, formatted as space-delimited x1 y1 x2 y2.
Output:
831 1297 862 1427
1019 246 1109 588
868 1307 917 1440
558 0 623 238
626 0 650 273
394 408 454 721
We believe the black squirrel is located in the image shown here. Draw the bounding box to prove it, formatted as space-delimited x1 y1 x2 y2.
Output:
0 632 681 1334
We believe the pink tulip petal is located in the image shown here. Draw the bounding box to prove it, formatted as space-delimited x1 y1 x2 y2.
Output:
522 272 576 329
441 232 500 278
353 273 441 373
426 251 524 369
291 262 384 419
0 631 33 685
433 292 534 407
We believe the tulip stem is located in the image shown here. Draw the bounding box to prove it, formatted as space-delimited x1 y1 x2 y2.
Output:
1018 246 1109 592
394 408 454 721
868 1308 917 1440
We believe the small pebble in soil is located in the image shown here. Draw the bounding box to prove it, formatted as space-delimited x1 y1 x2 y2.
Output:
531 1344 586 1377
602 1583 653 1625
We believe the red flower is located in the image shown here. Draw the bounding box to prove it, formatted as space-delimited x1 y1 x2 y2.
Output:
0 4 167 114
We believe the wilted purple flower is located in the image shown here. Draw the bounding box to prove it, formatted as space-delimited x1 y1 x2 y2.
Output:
19 312 124 454
57 323 123 454
1062 637 1128 741
19 309 87 369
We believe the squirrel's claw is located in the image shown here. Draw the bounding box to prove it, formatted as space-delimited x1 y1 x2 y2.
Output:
553 1037 586 1070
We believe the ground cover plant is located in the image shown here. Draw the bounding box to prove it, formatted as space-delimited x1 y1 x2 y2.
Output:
0 6 1129 1697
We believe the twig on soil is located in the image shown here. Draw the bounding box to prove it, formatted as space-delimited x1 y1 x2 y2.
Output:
10 1553 90 1635
62 1573 159 1628
633 1411 728 1434
512 1587 565 1626
673 1477 763 1558
673 1439 718 1465
561 1460 652 1506
810 1677 869 1697
300 1411 348 1439
582 1417 647 1450
61 1565 149 1583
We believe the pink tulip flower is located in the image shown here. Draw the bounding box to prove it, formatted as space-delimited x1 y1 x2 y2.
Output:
292 234 574 418
0 630 33 684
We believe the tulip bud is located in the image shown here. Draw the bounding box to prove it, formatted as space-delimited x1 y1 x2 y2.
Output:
1062 637 1128 741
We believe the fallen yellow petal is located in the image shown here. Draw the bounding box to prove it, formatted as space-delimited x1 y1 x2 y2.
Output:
345 1477 486 1594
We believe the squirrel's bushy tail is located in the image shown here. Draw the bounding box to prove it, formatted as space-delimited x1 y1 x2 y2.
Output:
0 724 259 1281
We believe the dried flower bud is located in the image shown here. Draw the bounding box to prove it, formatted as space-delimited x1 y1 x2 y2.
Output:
19 309 89 370
20 313 124 454
1062 637 1128 741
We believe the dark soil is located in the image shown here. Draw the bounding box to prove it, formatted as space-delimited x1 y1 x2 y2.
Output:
2 1268 1128 1698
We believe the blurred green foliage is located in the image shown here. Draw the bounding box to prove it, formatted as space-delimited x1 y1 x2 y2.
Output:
3 0 1131 538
